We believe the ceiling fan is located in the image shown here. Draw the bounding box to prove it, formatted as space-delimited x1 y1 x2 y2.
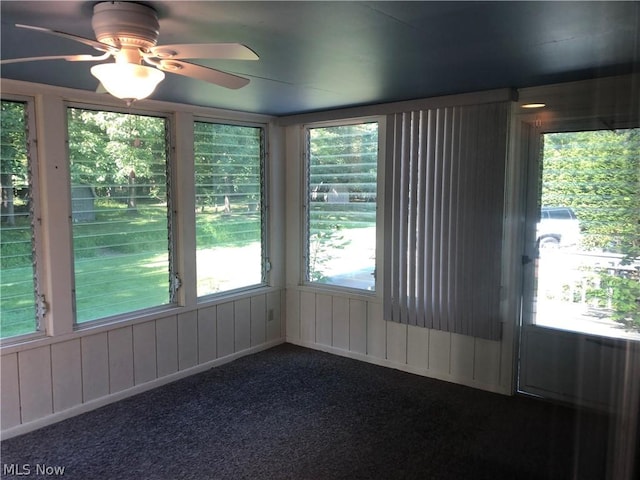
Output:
1 1 259 103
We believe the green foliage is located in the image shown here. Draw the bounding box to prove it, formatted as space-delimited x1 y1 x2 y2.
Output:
308 226 350 282
2 109 266 337
587 270 640 329
1 101 30 228
67 108 167 200
196 210 261 247
71 198 168 258
542 129 640 253
1 198 265 334
1 101 28 180
1 101 36 338
542 129 639 329
306 123 378 283
309 122 378 201
194 122 262 210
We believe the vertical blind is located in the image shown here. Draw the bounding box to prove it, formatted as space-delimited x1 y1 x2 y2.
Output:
383 102 509 340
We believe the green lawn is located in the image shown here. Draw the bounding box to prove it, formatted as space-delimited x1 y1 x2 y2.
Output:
1 200 262 338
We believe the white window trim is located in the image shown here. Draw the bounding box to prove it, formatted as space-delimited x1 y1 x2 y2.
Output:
301 116 385 298
192 118 270 301
0 80 277 353
0 95 47 345
64 102 178 327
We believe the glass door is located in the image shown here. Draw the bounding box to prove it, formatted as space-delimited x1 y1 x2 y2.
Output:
519 125 640 410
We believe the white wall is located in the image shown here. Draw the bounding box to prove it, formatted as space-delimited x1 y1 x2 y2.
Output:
281 92 517 396
0 80 286 439
1 292 284 438
5 77 635 446
285 289 509 394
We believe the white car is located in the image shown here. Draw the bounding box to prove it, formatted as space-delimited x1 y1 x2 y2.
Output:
536 206 581 249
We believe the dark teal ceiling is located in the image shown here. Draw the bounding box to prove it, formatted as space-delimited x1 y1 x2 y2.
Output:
1 1 638 115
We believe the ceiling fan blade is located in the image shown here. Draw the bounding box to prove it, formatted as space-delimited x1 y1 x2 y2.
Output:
149 43 259 61
1 52 111 65
158 60 250 89
16 24 119 53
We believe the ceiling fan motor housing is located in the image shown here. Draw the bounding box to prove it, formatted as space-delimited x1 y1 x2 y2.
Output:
92 1 159 50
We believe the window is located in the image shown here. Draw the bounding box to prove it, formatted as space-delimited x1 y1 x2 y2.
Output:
194 122 265 296
305 121 378 290
1 99 40 339
532 128 640 340
67 108 172 323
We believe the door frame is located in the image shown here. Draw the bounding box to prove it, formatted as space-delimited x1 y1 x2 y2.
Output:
510 75 640 480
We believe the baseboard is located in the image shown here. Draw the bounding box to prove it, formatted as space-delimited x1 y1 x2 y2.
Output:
1 338 285 440
286 337 510 396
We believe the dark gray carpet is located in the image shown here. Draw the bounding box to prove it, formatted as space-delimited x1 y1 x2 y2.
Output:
1 344 610 480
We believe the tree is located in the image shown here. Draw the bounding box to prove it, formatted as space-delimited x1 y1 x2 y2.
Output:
542 128 640 329
67 109 167 205
194 123 262 212
0 101 28 226
542 129 640 255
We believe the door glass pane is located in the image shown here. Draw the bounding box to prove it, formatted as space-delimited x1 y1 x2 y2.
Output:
534 128 640 340
67 108 171 323
307 122 378 290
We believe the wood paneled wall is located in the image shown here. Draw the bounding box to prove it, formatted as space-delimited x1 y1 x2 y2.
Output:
1 290 284 438
285 288 511 394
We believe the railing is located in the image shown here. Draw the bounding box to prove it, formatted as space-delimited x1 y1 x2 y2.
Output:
536 249 640 339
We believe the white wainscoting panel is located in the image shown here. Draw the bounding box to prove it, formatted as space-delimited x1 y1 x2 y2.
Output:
428 329 451 374
348 299 367 355
133 321 157 385
250 294 266 347
367 301 386 359
217 302 235 358
197 305 217 363
156 316 178 377
286 289 508 394
1 289 285 439
266 291 282 342
1 353 20 429
386 320 408 365
406 325 429 370
234 298 251 352
300 291 316 343
18 346 53 423
178 310 198 370
81 333 110 402
51 340 82 412
108 327 134 393
332 296 349 351
450 333 475 381
285 288 300 340
315 294 333 347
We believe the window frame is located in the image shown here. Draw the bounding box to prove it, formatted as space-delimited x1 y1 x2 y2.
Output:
0 94 46 343
65 102 178 327
302 116 384 295
192 117 270 300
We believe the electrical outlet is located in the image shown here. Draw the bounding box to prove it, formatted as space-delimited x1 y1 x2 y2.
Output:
267 308 274 322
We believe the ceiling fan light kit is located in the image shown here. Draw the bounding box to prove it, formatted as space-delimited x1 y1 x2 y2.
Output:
2 1 259 103
91 63 165 102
